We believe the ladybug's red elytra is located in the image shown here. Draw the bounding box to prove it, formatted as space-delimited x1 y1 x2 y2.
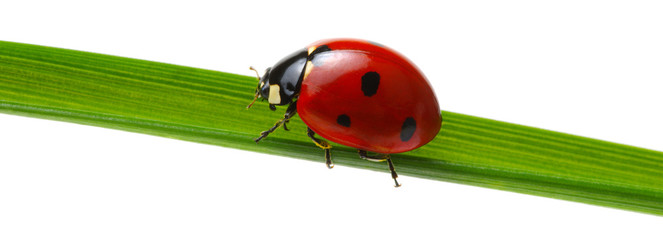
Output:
247 39 441 187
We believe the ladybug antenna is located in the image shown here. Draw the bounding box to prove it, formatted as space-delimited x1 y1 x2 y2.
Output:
246 66 261 109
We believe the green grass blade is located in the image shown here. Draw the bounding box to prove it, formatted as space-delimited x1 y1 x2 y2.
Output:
1 40 661 215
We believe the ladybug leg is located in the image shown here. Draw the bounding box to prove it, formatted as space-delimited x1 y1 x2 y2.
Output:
282 118 291 131
306 127 333 169
254 101 297 143
358 150 401 187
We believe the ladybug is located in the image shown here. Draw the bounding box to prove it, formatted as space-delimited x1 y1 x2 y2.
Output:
247 39 441 187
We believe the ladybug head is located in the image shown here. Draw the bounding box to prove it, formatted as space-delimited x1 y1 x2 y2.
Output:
247 66 274 110
258 67 273 101
247 49 307 110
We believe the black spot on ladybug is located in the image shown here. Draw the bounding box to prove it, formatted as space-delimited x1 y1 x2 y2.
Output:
400 117 416 142
309 45 332 67
361 72 380 97
310 45 331 56
337 114 351 127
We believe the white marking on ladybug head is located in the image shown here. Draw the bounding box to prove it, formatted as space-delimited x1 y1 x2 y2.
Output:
268 84 281 104
304 61 314 80
307 46 316 55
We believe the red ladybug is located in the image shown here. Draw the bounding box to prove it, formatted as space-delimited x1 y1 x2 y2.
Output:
247 39 441 187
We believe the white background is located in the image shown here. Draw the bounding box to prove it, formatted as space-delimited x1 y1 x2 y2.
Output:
1 0 662 239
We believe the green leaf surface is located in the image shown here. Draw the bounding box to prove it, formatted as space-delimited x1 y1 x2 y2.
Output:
1 40 661 215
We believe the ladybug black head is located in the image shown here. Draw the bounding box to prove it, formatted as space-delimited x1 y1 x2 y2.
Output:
247 48 308 109
247 66 269 109
257 68 271 100
247 67 280 111
247 67 279 110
